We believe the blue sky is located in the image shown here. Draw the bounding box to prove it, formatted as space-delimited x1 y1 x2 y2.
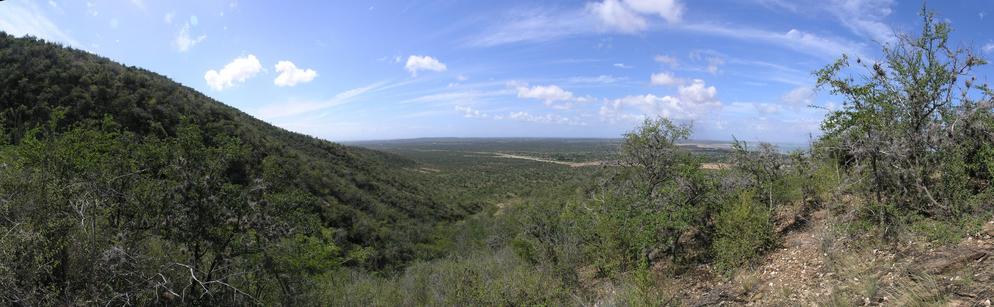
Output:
2 0 993 143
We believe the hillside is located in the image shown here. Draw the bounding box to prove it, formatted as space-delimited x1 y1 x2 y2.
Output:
0 33 476 304
5 6 994 306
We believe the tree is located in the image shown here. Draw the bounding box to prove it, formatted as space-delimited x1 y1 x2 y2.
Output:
583 117 716 271
816 7 994 219
618 117 692 196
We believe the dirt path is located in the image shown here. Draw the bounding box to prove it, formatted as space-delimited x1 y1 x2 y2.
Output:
681 209 831 306
686 209 994 306
749 209 832 303
701 163 731 170
487 152 605 168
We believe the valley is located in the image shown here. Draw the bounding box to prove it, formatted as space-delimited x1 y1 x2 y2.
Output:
2 2 994 306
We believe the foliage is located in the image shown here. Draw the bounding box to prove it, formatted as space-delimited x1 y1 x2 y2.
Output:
0 33 473 304
713 190 774 272
815 7 994 219
6 6 994 304
579 117 719 273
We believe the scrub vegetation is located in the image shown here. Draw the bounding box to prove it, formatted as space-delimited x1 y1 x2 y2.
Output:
2 8 993 306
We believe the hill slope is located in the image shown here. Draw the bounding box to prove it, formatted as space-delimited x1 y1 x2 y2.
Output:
0 33 472 304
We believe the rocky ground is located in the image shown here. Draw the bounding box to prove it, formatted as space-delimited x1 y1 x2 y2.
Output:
677 209 994 306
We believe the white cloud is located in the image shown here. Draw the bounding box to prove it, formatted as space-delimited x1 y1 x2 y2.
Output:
828 0 895 45
508 111 585 125
613 63 633 68
983 42 994 54
204 54 262 91
754 102 781 114
515 84 574 102
468 1 682 46
455 106 488 118
623 0 684 23
756 0 895 45
569 75 620 84
465 8 592 47
0 1 80 47
405 55 447 76
258 82 384 119
273 61 317 87
600 79 720 122
174 21 206 52
86 1 98 16
681 23 865 59
587 0 683 33
781 85 814 106
587 0 648 33
650 72 682 86
164 12 175 24
678 79 719 105
654 54 679 67
690 50 724 74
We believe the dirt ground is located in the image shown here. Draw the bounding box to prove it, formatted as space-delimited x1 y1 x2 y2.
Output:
668 209 994 306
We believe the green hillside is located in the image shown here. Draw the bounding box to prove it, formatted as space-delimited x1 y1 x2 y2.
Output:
0 33 475 304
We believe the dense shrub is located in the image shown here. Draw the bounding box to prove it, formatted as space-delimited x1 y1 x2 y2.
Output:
581 117 719 273
713 190 774 272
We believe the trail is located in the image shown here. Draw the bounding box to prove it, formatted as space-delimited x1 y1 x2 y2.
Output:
487 152 731 170
485 152 605 168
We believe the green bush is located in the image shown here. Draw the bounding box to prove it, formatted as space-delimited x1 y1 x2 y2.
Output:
314 249 569 306
713 190 774 272
907 215 987 246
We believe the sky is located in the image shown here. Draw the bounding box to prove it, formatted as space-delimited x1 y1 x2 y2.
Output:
2 0 994 143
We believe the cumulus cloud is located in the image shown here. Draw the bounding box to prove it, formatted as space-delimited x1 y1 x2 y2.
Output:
600 79 720 122
613 63 633 69
678 79 719 105
204 54 262 91
623 0 684 23
174 21 206 52
512 83 583 109
273 61 317 87
515 84 574 101
650 72 682 86
588 0 683 33
455 105 488 118
405 55 447 76
587 0 648 33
